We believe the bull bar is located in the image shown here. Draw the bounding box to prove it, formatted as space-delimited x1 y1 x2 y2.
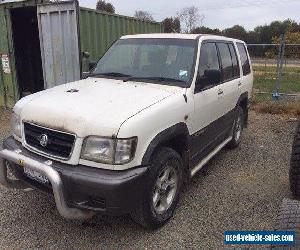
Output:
0 148 95 220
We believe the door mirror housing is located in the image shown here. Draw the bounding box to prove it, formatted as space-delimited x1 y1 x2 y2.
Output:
89 61 97 71
203 69 221 85
196 69 221 91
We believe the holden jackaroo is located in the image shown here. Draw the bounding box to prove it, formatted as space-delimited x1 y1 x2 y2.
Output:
0 34 253 229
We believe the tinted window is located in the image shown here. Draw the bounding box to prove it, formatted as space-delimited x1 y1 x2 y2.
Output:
217 43 234 82
237 43 251 75
228 44 240 78
197 42 220 87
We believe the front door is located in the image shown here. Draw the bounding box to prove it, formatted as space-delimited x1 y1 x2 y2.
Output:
37 1 81 89
191 41 223 164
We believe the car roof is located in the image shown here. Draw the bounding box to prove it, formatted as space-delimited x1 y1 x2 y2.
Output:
120 33 245 43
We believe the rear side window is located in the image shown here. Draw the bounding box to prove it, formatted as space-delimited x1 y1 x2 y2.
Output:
237 43 251 75
228 44 240 78
217 43 234 82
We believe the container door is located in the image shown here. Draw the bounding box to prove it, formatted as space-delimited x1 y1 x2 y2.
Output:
37 1 81 89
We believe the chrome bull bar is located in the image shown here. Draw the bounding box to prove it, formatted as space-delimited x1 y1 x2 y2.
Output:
0 148 95 220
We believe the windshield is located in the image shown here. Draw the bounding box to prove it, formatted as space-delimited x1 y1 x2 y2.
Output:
92 38 197 87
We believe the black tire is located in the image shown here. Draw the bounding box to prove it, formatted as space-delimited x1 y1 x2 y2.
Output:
289 122 300 199
271 198 300 249
131 147 183 229
227 106 244 149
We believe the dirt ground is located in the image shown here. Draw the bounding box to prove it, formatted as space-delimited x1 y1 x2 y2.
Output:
0 108 297 249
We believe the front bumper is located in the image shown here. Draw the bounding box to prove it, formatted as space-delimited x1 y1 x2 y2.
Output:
0 137 148 219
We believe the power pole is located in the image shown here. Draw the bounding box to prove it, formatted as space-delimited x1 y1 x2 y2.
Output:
273 34 286 100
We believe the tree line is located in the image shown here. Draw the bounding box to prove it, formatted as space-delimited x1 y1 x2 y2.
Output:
96 1 300 58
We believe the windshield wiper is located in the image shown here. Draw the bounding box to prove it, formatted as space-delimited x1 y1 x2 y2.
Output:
123 76 186 84
90 72 132 78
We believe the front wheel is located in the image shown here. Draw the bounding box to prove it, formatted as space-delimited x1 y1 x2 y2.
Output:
227 106 244 149
131 147 183 229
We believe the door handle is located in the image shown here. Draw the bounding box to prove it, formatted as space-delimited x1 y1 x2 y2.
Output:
218 89 224 95
238 81 242 87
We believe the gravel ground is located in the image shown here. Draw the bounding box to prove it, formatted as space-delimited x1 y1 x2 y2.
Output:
0 108 297 249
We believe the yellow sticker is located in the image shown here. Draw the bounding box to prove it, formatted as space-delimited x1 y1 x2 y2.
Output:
18 159 25 167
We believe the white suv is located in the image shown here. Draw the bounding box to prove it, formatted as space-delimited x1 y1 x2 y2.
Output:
0 34 253 229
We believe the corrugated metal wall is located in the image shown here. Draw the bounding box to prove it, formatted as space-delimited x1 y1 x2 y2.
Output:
79 7 163 70
0 0 47 108
0 6 17 108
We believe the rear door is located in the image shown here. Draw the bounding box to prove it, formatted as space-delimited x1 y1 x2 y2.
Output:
216 42 240 114
37 1 81 89
214 42 240 136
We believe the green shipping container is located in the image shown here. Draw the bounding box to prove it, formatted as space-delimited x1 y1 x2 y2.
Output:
0 0 163 108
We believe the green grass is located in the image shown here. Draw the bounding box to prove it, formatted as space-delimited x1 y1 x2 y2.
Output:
254 74 300 93
253 65 300 73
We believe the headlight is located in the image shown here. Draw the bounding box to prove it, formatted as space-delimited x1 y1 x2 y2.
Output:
81 136 137 165
11 112 22 139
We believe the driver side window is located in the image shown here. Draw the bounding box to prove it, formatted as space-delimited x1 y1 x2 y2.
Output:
196 42 220 92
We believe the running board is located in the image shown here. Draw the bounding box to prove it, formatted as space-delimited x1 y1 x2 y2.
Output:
191 137 232 177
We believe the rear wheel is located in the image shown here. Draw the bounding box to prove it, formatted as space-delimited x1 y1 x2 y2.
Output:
227 106 244 149
290 122 300 198
131 147 183 229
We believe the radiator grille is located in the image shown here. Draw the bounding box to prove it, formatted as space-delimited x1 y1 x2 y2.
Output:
24 122 75 159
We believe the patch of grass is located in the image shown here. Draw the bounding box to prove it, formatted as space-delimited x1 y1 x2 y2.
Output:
251 64 300 115
252 92 273 104
254 74 300 94
253 65 300 73
252 100 300 116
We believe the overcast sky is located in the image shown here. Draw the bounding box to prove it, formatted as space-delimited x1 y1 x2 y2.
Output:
79 0 300 31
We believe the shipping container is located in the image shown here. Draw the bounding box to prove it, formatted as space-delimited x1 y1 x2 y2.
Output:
0 0 163 108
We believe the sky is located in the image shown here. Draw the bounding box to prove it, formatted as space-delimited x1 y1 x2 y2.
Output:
79 0 300 31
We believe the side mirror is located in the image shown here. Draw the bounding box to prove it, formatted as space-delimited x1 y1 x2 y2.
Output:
195 69 221 92
89 61 97 71
203 69 221 85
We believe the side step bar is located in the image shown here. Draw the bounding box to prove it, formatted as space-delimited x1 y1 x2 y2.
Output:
191 137 232 177
0 148 95 220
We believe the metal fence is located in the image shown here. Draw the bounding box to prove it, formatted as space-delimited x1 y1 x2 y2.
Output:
247 39 300 102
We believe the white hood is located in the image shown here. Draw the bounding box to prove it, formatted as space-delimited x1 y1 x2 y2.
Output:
16 78 182 137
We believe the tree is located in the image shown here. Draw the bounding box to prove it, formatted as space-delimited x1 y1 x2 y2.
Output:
222 25 248 41
96 0 115 14
134 10 154 22
162 17 181 33
178 6 204 33
191 26 221 35
272 31 300 59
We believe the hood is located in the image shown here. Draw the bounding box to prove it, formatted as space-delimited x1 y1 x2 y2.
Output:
17 78 182 137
